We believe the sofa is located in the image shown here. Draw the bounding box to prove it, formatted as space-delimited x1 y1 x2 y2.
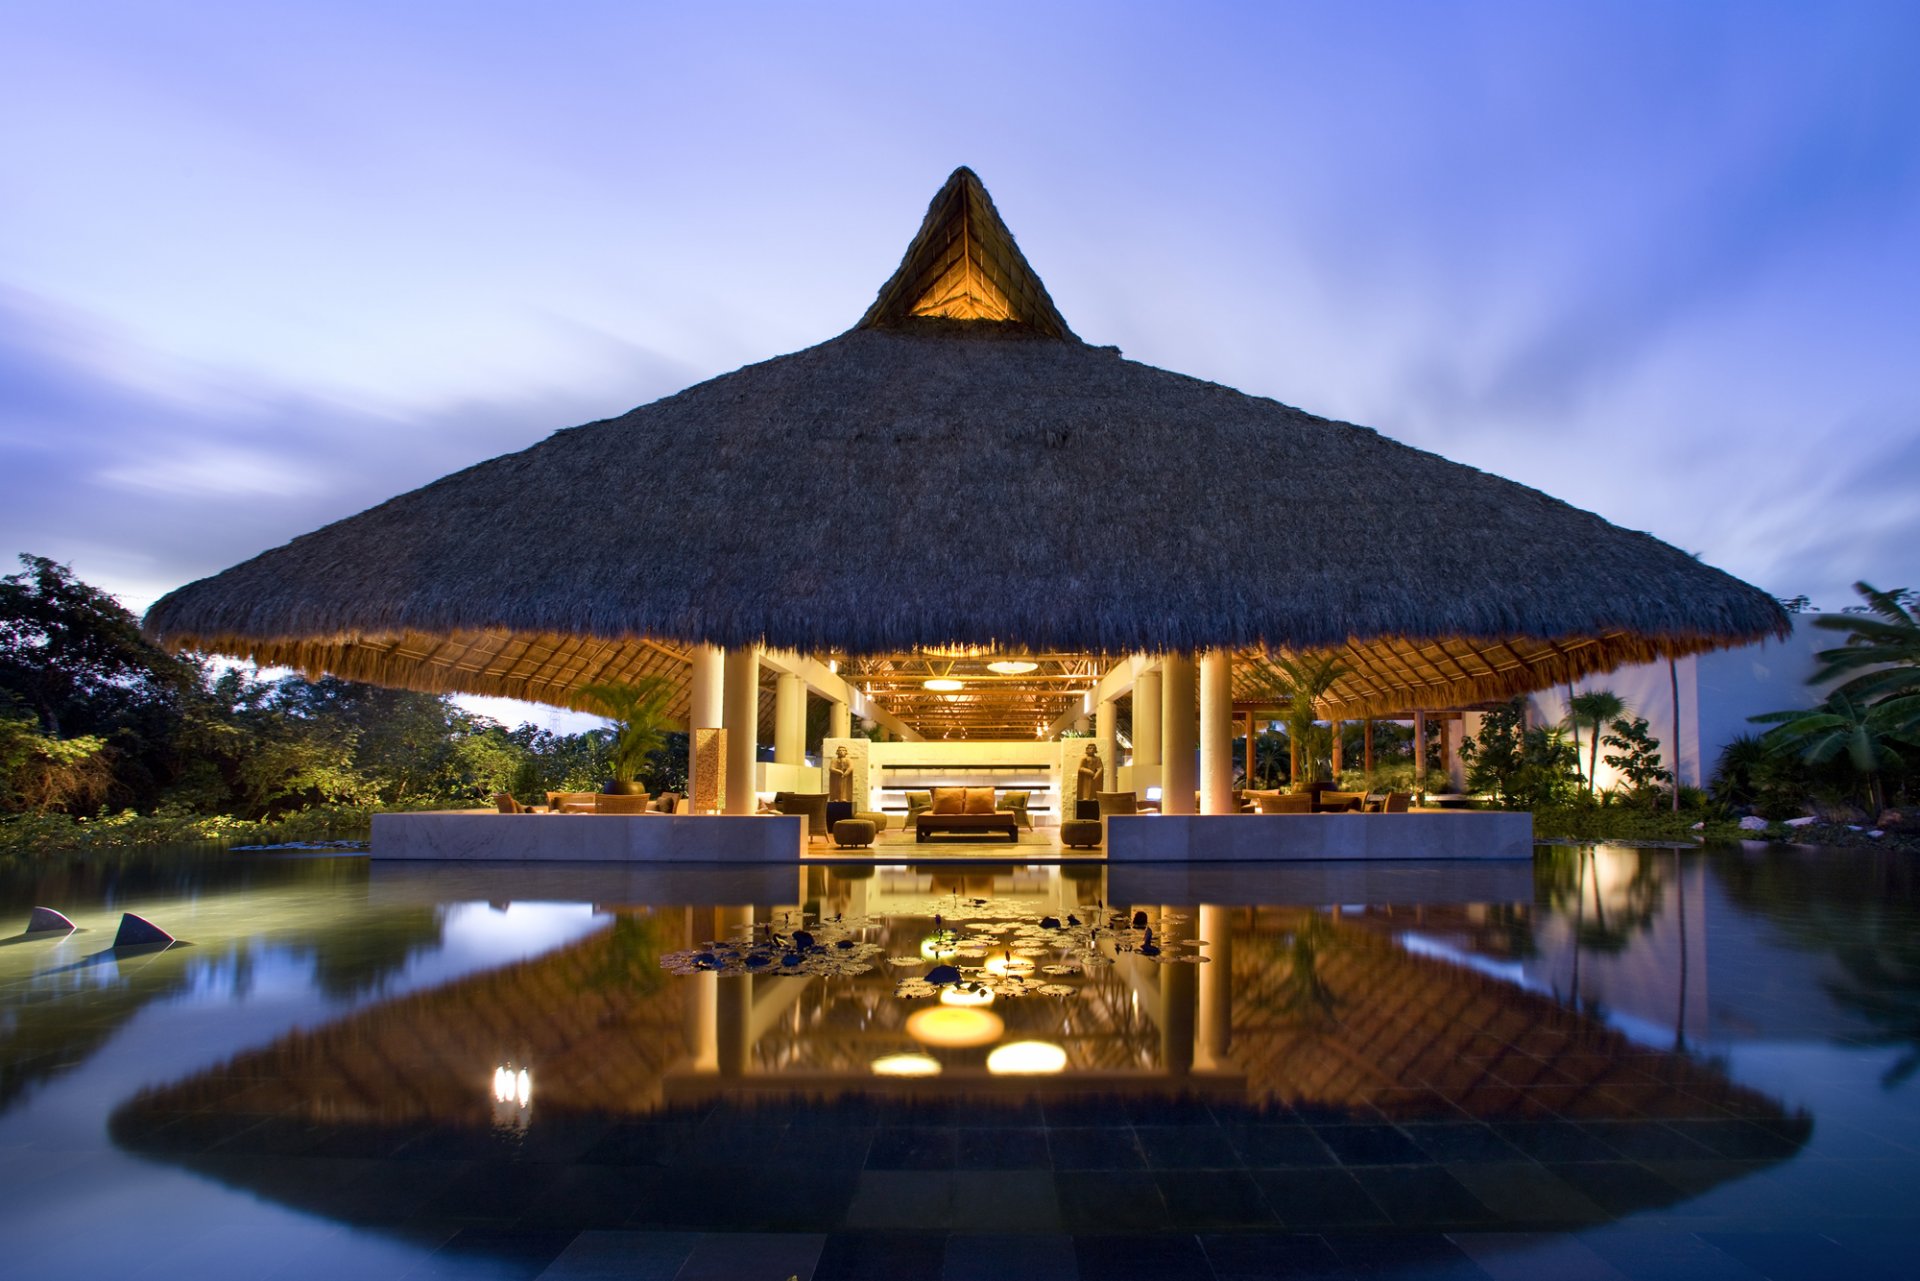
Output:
914 786 1019 842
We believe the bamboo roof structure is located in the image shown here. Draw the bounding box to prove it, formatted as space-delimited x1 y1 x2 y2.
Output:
144 167 1788 729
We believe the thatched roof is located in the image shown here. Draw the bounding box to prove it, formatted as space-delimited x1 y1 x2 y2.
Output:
144 167 1787 723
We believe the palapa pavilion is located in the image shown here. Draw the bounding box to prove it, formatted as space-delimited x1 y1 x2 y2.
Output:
145 169 1786 861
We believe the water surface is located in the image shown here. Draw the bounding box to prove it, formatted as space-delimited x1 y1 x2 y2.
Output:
1 845 1916 1279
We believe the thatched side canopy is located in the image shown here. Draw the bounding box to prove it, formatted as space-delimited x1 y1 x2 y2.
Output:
144 167 1786 726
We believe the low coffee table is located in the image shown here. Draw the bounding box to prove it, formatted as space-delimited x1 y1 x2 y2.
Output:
914 813 1020 842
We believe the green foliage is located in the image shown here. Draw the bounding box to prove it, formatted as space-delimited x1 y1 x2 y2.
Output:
576 678 675 784
1456 697 1583 808
1753 692 1908 814
0 801 414 856
1601 715 1674 806
0 714 113 813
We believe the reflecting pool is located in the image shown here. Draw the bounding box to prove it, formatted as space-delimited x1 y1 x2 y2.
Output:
2 846 1918 1279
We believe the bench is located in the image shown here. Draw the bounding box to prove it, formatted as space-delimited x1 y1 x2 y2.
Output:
915 812 1020 842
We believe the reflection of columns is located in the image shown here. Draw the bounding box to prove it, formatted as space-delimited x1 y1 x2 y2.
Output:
1134 670 1162 770
1160 905 1196 1077
723 648 760 815
1161 653 1197 816
714 906 752 1077
1097 699 1117 791
829 700 851 741
686 972 718 1069
1199 651 1233 814
687 645 724 809
1198 905 1232 1066
774 672 804 766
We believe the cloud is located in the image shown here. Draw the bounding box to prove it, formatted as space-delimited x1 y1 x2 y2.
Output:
0 285 695 613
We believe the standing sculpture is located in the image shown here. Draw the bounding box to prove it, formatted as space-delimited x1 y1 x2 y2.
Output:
1076 743 1104 803
828 745 856 803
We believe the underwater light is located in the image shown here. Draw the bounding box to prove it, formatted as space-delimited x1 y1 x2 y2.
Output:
987 1041 1067 1074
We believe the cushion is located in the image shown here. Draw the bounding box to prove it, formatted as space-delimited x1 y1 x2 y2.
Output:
964 786 997 815
931 787 967 815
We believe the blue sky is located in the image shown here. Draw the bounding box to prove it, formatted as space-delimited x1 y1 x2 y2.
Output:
4 1 1917 626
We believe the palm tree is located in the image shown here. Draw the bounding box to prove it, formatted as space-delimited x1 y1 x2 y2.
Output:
1811 582 1920 742
576 676 675 790
1244 652 1348 791
1752 691 1908 814
1566 689 1627 795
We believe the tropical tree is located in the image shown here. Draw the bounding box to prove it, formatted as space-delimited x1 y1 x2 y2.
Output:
576 677 675 788
1457 697 1583 808
1752 692 1909 815
1810 582 1920 743
1244 653 1348 791
1566 690 1627 795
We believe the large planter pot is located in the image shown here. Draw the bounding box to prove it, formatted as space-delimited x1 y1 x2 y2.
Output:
603 779 646 795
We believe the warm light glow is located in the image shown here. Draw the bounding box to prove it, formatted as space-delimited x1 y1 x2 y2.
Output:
492 1065 532 1107
906 1006 1005 1048
920 644 991 658
1146 786 1163 802
987 659 1038 674
987 1041 1067 1074
940 985 995 1008
984 952 1035 977
871 1053 942 1077
920 934 959 961
924 678 964 691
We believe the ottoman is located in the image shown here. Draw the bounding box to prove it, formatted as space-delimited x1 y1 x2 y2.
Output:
1059 819 1102 850
832 818 878 849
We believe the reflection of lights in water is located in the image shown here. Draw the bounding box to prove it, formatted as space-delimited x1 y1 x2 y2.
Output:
987 1041 1067 1074
920 934 959 961
906 1006 1004 1048
985 952 1035 977
871 1053 942 1077
940 985 995 1007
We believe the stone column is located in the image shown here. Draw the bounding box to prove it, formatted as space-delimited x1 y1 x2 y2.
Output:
1097 698 1118 792
1161 652 1197 816
1413 710 1428 797
1445 716 1465 791
722 647 760 815
687 644 724 810
774 672 804 766
1199 650 1234 814
829 700 851 741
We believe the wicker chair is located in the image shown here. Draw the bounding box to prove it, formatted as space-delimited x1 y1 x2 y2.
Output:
1096 791 1138 816
999 790 1033 829
900 790 933 830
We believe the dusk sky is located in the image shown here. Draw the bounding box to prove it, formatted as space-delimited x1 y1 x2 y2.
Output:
5 2 1917 634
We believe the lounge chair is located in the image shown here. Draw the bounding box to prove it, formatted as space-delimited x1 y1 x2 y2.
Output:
1096 791 1138 816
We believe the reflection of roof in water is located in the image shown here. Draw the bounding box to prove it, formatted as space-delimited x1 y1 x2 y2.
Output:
112 902 1810 1234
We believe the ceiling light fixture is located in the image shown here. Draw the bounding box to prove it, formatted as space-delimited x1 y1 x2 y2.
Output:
986 659 1038 674
924 678 963 691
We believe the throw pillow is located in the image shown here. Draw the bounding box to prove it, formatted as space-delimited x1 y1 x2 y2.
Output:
964 786 997 815
931 787 966 815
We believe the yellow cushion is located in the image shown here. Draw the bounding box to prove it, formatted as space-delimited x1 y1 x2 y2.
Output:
964 786 997 815
931 787 967 815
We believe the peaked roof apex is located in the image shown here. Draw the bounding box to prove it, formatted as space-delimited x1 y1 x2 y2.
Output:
858 167 1076 340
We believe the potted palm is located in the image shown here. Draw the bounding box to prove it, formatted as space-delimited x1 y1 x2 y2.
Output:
577 677 674 795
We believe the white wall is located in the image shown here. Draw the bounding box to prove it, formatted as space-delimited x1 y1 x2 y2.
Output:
834 737 1065 823
1527 622 1829 789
